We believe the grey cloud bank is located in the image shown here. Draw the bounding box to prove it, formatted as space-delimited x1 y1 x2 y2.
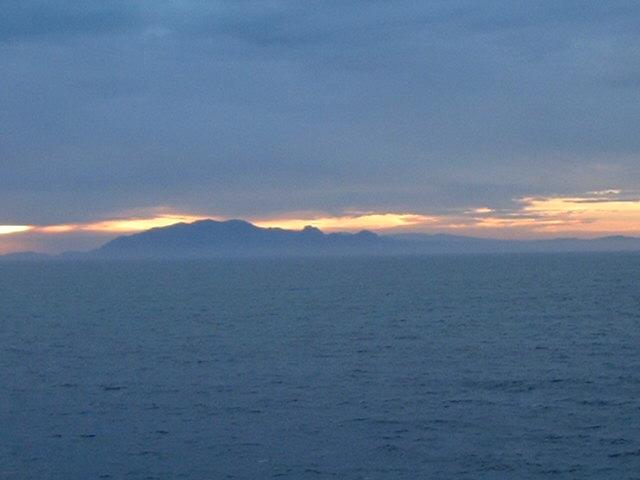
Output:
1 0 639 227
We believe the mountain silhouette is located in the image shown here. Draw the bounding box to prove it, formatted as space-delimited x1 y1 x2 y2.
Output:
94 219 384 258
4 219 640 260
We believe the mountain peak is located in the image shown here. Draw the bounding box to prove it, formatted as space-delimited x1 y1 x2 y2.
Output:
300 225 323 236
95 218 381 258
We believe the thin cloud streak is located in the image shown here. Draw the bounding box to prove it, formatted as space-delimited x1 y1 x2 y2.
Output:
0 225 32 235
32 214 210 235
253 213 436 232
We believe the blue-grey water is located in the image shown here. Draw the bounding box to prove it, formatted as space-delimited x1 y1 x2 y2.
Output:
2 254 640 479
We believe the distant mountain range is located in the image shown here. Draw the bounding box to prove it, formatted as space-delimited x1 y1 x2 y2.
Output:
95 219 381 258
3 219 640 260
0 251 53 261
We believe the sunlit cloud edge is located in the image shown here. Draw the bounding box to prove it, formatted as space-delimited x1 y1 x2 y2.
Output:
3 190 640 245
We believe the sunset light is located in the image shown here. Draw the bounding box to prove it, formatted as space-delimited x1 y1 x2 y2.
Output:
73 215 209 233
253 213 436 232
509 194 640 235
4 193 640 253
34 215 210 235
0 225 33 235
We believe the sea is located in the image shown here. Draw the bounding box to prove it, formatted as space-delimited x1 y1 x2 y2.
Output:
2 253 640 479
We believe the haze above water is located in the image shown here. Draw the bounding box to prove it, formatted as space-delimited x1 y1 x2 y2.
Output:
2 254 640 479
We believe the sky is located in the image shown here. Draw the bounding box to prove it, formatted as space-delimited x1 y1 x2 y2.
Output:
2 0 640 253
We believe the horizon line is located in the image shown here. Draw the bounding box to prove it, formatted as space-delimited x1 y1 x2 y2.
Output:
2 217 640 257
4 190 640 254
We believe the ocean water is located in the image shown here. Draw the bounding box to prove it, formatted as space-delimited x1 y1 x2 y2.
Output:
2 254 640 479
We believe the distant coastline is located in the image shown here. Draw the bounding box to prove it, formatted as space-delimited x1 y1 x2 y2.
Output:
3 219 640 260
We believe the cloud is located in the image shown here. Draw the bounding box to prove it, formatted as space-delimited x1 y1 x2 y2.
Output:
0 225 31 235
6 188 640 254
455 190 640 237
0 0 142 42
1 0 640 243
253 212 435 232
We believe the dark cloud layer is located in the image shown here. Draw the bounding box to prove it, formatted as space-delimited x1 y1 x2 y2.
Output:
0 0 141 41
1 0 639 225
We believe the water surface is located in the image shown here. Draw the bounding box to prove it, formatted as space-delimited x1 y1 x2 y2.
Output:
2 254 640 479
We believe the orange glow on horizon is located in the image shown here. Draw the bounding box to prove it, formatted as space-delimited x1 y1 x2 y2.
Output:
4 191 640 251
0 225 33 235
515 196 640 235
454 193 640 237
33 214 210 235
38 225 79 233
253 213 436 232
77 215 208 233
